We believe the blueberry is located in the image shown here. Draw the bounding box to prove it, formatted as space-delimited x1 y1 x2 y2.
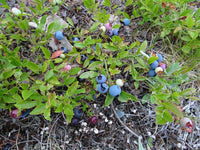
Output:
93 43 102 50
109 85 121 97
90 116 98 125
70 117 80 126
21 109 31 118
54 31 64 40
60 47 68 53
81 55 87 62
97 83 108 94
123 18 130 26
148 69 156 77
157 53 163 62
73 108 83 119
113 29 119 36
72 37 79 42
90 60 95 64
96 74 107 83
150 61 159 69
106 30 113 37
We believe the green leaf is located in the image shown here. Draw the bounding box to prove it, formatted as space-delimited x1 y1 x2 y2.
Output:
142 94 151 104
188 96 200 101
43 107 51 121
105 94 114 107
163 110 173 122
182 45 191 53
117 51 129 59
156 113 167 125
103 43 118 51
48 76 61 85
103 0 111 7
166 62 179 75
45 70 54 81
162 102 183 118
64 104 74 123
15 100 37 109
26 60 39 74
10 56 21 67
126 0 133 6
186 16 194 28
79 71 98 79
3 70 15 79
30 103 46 115
87 61 104 70
112 24 121 29
42 61 48 73
22 90 34 100
147 56 159 64
179 88 196 96
0 0 9 9
67 17 74 27
155 93 170 101
90 22 100 32
118 91 138 102
64 77 76 86
41 46 51 59
140 40 147 52
67 81 78 95
69 67 81 75
188 31 198 39
74 43 86 48
109 68 121 75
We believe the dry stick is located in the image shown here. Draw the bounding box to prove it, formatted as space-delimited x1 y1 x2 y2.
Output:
111 103 140 139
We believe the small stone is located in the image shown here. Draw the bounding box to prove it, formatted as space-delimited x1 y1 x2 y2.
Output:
108 120 113 125
94 128 99 134
116 110 125 118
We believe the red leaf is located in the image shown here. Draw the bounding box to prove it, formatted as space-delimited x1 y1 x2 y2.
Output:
51 50 63 59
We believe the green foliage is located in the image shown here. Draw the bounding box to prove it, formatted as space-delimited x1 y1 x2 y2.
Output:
0 0 198 128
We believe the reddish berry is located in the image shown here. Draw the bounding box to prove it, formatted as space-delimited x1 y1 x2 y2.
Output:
11 109 22 119
90 116 98 125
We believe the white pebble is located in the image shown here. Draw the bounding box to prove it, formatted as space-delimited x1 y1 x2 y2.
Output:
116 79 124 87
147 132 151 136
93 104 97 108
94 128 99 134
177 143 182 148
65 141 69 144
105 118 108 122
74 130 78 134
99 112 104 116
83 127 86 132
108 120 113 125
79 129 82 132
81 122 87 126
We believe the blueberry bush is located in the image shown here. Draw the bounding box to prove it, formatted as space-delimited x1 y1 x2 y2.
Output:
0 0 199 148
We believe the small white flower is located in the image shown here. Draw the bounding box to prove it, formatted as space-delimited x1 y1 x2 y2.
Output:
116 79 124 87
11 7 21 16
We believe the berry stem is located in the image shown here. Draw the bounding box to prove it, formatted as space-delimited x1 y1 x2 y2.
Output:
140 51 149 59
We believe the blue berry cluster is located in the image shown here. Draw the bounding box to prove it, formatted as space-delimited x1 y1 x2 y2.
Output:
149 53 166 77
96 74 109 93
96 74 121 97
70 108 84 126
